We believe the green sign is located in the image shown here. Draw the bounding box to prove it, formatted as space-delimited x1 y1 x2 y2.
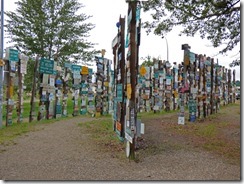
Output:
39 58 54 74
9 49 19 62
56 104 62 114
64 62 72 69
88 68 93 75
188 99 197 113
71 64 82 71
117 84 123 102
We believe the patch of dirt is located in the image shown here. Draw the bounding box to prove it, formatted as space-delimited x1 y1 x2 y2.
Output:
139 101 240 165
0 102 240 180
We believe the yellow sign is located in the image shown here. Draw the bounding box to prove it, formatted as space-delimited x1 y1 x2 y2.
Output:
173 90 178 98
96 112 101 117
140 66 147 76
9 86 14 97
0 59 5 66
81 66 89 75
127 84 132 99
104 81 109 87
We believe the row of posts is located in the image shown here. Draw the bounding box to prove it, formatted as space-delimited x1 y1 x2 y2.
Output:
111 1 237 158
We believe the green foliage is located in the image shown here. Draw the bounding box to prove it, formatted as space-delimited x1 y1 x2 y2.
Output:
5 0 98 64
24 58 35 92
142 0 240 66
235 80 240 87
140 55 154 67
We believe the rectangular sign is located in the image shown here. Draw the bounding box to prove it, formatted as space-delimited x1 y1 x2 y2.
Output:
39 58 54 74
9 49 19 62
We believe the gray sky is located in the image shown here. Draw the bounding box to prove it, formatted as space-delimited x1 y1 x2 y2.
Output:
3 0 241 80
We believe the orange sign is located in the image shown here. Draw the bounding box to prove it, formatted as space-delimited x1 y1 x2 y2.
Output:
140 66 147 76
81 66 89 75
116 122 121 131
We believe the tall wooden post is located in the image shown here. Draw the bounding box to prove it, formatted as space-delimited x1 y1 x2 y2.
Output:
228 69 232 104
62 65 69 117
129 1 137 159
29 56 39 122
179 44 191 124
202 55 207 118
233 70 236 103
17 55 26 123
198 55 203 119
210 58 214 114
215 60 219 113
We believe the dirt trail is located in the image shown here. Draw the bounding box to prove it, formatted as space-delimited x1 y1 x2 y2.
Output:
0 109 240 180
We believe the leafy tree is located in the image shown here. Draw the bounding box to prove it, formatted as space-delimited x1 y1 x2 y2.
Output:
5 0 98 66
140 55 154 66
142 0 240 67
23 58 35 92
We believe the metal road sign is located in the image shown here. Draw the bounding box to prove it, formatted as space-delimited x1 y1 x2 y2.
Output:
9 49 19 62
39 58 54 74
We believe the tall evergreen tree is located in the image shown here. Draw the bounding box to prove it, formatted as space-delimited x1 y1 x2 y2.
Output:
5 0 97 66
142 0 240 67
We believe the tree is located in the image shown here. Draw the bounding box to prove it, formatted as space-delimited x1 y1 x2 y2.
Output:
140 55 154 66
24 58 35 92
142 0 240 67
5 0 98 66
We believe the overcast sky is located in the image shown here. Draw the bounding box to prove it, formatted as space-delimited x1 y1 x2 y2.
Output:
3 0 241 80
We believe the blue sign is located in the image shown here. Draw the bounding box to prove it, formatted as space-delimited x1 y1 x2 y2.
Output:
55 79 62 85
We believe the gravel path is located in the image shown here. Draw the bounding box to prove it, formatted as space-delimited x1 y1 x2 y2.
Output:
0 116 240 180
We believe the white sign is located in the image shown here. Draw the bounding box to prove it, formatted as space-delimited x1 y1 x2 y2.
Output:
125 132 133 143
20 60 27 74
141 123 145 134
178 116 185 125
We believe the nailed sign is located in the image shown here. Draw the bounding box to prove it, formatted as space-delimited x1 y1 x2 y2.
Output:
39 58 54 74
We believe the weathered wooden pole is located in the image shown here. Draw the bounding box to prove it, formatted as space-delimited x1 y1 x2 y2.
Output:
233 69 236 103
202 55 207 118
29 56 39 122
129 0 137 160
210 58 214 114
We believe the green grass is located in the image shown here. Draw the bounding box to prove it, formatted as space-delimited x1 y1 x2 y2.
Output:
139 109 176 119
79 117 116 141
1 97 77 124
196 124 217 137
0 118 60 146
78 117 124 156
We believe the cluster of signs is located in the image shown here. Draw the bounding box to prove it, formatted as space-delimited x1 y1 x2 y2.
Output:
112 1 144 156
137 52 236 125
95 56 113 117
3 48 28 125
38 58 94 120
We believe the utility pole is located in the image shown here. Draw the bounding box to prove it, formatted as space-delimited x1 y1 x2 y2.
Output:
0 0 4 128
162 36 169 62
